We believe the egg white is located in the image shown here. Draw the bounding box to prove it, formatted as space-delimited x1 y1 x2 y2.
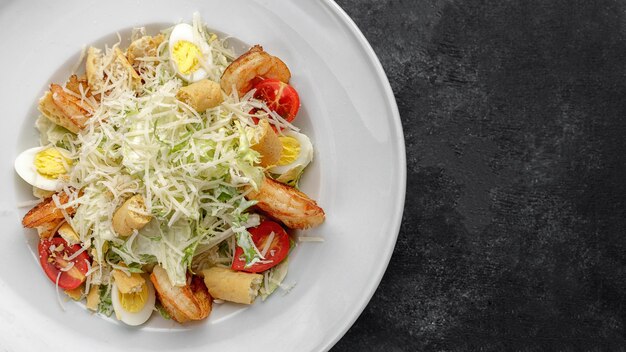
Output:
14 146 67 191
168 23 210 82
111 277 156 326
269 131 314 175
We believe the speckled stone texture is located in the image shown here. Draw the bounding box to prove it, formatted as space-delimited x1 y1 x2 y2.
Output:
332 0 626 351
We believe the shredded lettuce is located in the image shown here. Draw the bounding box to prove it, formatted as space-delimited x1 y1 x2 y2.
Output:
259 258 289 300
156 302 172 320
35 115 75 151
97 284 114 317
271 167 305 188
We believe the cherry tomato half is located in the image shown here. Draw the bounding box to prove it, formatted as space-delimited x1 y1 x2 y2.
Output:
232 220 290 273
253 78 300 123
38 237 90 290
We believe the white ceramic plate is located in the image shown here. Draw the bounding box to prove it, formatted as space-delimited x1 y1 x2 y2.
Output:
0 0 405 351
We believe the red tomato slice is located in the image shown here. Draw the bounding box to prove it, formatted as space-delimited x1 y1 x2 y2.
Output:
232 220 290 273
253 78 300 123
38 237 90 290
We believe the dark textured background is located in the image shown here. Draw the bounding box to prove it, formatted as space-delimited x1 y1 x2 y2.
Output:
332 0 626 351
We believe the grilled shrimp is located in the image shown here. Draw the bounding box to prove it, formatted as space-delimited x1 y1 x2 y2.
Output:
150 265 212 323
246 177 325 230
65 74 100 102
22 192 76 229
49 84 93 129
220 45 291 97
39 83 93 134
65 75 89 96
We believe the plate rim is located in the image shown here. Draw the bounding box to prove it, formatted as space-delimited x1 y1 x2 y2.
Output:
319 1 407 350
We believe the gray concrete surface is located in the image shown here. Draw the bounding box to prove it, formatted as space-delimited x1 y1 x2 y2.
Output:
332 1 626 351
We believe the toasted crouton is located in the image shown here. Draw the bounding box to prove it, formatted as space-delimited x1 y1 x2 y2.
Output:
202 267 262 305
250 119 282 167
112 269 145 294
86 47 104 92
57 222 80 245
64 285 84 300
114 48 142 92
127 34 165 67
112 195 151 237
86 285 100 311
176 79 223 113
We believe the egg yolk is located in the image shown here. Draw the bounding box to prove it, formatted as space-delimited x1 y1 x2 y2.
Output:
172 40 202 74
34 148 72 179
277 136 301 166
119 284 148 313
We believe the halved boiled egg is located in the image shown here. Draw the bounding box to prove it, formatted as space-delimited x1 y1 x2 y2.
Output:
168 23 211 82
111 275 156 326
14 146 72 191
268 131 313 186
